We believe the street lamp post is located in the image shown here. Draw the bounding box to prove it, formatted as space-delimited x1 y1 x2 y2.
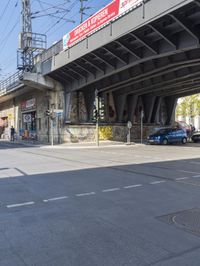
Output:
141 110 144 144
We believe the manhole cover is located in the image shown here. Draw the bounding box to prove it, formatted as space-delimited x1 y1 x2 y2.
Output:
157 208 200 237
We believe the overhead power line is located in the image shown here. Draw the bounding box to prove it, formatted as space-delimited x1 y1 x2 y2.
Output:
80 0 92 23
32 10 69 18
0 19 19 52
32 0 72 14
0 0 12 20
44 0 78 34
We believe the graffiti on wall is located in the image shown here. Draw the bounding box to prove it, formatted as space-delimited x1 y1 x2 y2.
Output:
99 126 113 140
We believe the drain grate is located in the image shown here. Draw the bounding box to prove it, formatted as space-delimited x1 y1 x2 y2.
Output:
157 208 200 237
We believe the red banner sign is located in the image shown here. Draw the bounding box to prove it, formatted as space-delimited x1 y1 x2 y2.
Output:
63 0 143 50
21 98 36 111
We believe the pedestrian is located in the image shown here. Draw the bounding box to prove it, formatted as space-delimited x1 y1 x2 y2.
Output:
10 126 15 141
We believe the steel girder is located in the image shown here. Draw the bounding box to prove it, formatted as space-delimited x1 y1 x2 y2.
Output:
49 0 200 99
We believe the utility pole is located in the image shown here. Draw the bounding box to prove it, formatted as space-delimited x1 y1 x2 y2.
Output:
17 0 47 71
80 0 91 23
19 0 32 70
142 0 145 19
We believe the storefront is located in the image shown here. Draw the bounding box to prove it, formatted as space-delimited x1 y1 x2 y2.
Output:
0 116 8 138
20 98 37 140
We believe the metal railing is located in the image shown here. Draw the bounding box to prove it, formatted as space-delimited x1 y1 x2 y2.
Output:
0 70 23 96
39 39 63 63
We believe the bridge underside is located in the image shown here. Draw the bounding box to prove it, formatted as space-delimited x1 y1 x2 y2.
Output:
47 0 200 126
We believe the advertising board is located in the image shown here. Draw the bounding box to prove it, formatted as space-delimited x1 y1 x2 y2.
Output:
63 0 143 50
21 98 36 111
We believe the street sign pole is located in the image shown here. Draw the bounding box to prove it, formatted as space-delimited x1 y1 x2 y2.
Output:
127 121 132 145
95 89 99 147
51 105 54 146
141 110 144 144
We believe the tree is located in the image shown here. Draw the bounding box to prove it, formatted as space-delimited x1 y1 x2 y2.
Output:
176 94 200 118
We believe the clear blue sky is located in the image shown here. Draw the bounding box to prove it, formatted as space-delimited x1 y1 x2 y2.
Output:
0 0 111 80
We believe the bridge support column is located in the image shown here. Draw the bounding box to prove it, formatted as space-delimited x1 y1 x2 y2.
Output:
142 94 156 123
83 90 95 122
113 93 127 122
151 97 162 123
127 94 138 123
65 92 72 122
164 96 177 125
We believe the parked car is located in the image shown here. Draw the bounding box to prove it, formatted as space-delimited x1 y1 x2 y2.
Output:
191 131 200 142
147 127 187 145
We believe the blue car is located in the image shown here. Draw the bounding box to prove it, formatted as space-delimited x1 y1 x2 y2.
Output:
147 128 187 145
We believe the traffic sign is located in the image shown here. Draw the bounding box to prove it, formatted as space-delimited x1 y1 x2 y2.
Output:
54 109 63 113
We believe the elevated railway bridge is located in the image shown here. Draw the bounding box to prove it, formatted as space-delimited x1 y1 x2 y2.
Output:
0 0 200 142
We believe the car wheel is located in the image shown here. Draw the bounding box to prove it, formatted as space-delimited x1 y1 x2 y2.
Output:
162 138 168 145
182 137 187 144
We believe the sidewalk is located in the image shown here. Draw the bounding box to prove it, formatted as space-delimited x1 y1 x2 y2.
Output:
43 140 137 149
0 139 139 149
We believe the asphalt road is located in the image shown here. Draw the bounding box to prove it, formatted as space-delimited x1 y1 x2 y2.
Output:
0 140 200 266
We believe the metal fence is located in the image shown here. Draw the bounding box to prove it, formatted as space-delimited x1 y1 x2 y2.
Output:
40 40 63 62
0 71 23 96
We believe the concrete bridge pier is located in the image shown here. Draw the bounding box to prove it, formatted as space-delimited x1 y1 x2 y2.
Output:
164 96 178 125
127 95 138 123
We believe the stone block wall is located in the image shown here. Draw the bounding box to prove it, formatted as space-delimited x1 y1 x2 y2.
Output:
63 124 158 143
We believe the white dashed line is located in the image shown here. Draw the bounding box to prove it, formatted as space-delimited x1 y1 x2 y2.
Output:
76 192 96 197
7 201 35 208
43 196 68 202
150 181 166 185
179 170 200 175
124 184 142 189
5 173 200 209
102 188 120 193
175 177 189 181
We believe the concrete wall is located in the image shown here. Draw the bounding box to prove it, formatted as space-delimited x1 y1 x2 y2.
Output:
63 124 157 143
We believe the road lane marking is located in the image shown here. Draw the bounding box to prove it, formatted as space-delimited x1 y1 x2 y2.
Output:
150 181 166 185
7 201 35 208
175 177 189 181
7 174 200 209
102 188 120 193
124 184 142 189
43 196 68 202
179 170 200 175
76 192 96 197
